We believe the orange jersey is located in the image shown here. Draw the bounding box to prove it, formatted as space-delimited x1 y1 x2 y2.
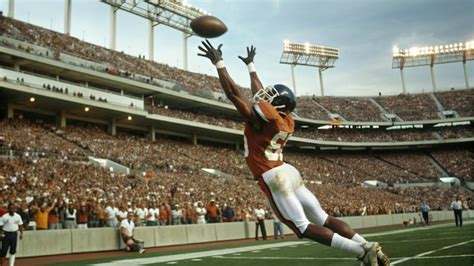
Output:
244 102 294 179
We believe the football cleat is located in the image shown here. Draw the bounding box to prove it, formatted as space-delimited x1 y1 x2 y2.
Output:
376 245 391 266
358 242 379 266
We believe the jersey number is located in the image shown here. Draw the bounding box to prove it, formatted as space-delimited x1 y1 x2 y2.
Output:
244 131 291 161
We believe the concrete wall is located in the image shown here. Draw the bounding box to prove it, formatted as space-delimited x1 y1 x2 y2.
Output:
14 210 473 258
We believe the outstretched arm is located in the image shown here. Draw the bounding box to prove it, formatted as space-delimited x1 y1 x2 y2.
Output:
198 40 261 129
238 45 263 96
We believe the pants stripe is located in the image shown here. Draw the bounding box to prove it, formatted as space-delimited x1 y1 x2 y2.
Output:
258 178 304 238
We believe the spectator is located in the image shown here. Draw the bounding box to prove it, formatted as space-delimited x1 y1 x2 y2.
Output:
146 202 158 226
104 201 118 227
271 210 284 239
195 202 207 224
254 203 267 240
32 200 56 230
222 203 235 222
76 203 89 229
64 203 77 229
419 200 430 225
450 196 463 227
206 200 219 223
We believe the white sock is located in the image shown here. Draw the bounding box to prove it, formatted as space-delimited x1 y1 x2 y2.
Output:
331 233 365 257
351 233 368 244
9 255 15 266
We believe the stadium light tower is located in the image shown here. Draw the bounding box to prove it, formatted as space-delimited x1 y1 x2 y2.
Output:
393 40 474 93
280 40 339 96
101 0 208 70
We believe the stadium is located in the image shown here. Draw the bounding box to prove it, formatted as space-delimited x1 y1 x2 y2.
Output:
0 0 473 265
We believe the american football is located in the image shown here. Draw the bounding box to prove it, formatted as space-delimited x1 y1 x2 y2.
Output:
190 15 227 38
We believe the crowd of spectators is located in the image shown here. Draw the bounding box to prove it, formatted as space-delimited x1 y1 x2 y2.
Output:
146 103 243 130
375 93 440 121
1 17 473 122
431 149 474 181
435 89 474 117
305 96 385 122
0 117 472 231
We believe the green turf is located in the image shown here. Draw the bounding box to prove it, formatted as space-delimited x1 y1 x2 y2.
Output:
52 222 474 266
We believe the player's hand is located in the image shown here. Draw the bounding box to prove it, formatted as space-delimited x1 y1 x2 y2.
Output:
238 45 256 65
198 39 223 65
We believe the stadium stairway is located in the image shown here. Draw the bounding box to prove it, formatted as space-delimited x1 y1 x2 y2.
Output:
370 98 402 122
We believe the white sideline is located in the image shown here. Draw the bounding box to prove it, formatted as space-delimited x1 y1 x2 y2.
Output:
92 221 473 265
91 241 307 265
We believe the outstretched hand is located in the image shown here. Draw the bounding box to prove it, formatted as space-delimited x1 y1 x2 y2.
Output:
238 45 256 65
198 39 223 65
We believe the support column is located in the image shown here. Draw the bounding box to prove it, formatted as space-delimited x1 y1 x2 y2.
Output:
183 32 189 71
108 118 116 136
57 110 66 128
64 0 72 35
8 0 14 18
235 140 240 150
149 20 158 61
463 52 470 89
7 103 14 119
430 65 436 92
13 64 20 71
110 6 117 50
192 134 197 145
400 68 406 94
291 65 296 95
430 55 436 92
318 68 325 96
148 126 156 141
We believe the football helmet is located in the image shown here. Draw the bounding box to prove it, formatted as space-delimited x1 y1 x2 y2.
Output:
253 84 296 114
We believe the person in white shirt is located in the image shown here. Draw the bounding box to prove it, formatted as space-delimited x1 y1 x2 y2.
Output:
0 203 24 266
254 204 267 240
271 210 284 239
195 202 207 224
135 203 147 227
146 202 159 226
450 196 464 227
104 201 118 227
120 212 145 254
172 205 183 225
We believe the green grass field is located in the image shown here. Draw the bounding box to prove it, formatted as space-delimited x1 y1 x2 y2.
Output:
54 221 474 266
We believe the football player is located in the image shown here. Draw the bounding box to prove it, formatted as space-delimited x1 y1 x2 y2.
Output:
198 40 390 266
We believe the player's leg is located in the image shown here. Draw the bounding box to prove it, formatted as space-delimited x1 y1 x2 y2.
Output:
259 168 375 264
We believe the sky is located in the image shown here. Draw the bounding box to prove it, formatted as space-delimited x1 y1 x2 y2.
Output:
1 0 473 97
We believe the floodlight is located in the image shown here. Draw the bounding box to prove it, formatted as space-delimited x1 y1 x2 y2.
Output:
280 40 339 96
393 39 474 93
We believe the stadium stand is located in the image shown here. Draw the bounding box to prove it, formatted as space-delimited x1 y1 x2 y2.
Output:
1 17 473 122
0 16 472 233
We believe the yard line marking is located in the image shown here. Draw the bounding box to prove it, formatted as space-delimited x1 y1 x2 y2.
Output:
213 254 474 261
213 256 356 260
91 241 307 265
391 239 474 265
382 236 472 243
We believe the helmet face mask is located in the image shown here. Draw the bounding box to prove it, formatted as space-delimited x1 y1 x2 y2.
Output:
253 84 296 115
252 86 280 104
